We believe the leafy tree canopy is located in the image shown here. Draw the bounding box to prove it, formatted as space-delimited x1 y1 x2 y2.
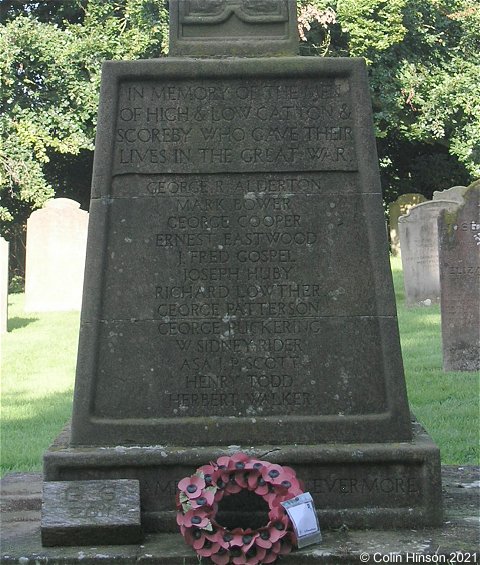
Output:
1 0 479 237
0 0 168 232
298 0 479 199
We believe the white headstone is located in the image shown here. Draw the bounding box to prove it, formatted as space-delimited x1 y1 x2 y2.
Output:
0 236 8 333
24 199 88 312
388 193 427 256
433 185 467 204
398 200 459 306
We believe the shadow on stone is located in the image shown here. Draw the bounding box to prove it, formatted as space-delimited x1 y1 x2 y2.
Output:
215 490 270 530
7 316 39 331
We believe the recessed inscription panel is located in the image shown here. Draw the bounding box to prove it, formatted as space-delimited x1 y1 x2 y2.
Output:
113 77 357 174
71 59 412 446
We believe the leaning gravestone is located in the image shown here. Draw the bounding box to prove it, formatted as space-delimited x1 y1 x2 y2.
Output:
44 0 442 533
433 185 467 204
0 236 8 334
24 199 88 312
438 181 480 371
388 193 426 256
398 200 459 306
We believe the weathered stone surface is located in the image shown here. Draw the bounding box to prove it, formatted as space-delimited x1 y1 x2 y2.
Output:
0 236 8 334
438 181 480 371
24 199 88 312
169 0 299 57
388 193 426 256
398 200 459 306
44 420 443 530
4 467 478 563
70 57 412 449
433 185 468 204
41 479 142 547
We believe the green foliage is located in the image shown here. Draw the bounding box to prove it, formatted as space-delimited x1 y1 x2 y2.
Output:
0 0 169 235
299 0 480 196
8 274 24 294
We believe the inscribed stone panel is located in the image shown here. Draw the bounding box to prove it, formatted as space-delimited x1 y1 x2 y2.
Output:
71 58 411 446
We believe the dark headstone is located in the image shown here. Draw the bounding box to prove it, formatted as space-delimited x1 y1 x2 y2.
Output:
438 181 480 371
41 480 142 547
44 0 442 531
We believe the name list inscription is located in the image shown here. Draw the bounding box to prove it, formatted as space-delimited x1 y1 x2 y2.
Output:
105 75 380 419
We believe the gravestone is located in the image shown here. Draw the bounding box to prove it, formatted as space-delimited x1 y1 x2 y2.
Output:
0 236 8 334
44 0 443 532
438 181 480 371
41 479 142 546
24 199 88 312
398 200 459 306
433 185 467 204
388 193 426 256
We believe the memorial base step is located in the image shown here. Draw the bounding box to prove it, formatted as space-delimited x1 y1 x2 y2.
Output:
43 420 442 531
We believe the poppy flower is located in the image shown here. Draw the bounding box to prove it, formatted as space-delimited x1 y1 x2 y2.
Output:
189 488 215 509
177 508 210 529
225 472 243 494
178 474 205 499
216 527 244 550
239 529 258 553
253 475 269 496
245 545 267 564
261 463 292 486
244 459 265 472
196 539 221 557
216 455 236 471
197 464 217 486
183 527 208 550
230 452 250 470
211 548 230 564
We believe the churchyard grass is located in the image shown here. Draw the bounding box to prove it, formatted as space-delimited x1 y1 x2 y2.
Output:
1 261 479 475
390 256 479 465
1 293 79 474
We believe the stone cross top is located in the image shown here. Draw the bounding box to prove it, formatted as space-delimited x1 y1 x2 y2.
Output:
169 0 299 57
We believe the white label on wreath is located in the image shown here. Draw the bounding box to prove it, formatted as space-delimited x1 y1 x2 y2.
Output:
281 492 322 548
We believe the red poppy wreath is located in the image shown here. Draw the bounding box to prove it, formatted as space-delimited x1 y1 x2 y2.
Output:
176 452 304 564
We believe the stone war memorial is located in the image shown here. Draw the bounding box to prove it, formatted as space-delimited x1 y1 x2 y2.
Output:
398 200 459 306
438 181 480 372
43 0 443 549
24 198 89 313
388 193 426 256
